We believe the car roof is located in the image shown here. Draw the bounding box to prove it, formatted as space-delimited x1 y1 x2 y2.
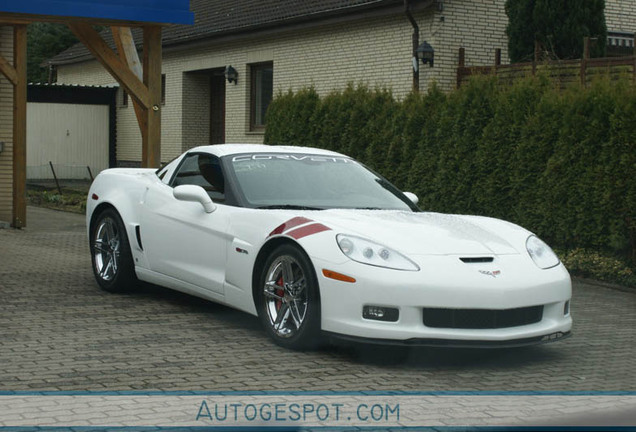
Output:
187 144 348 158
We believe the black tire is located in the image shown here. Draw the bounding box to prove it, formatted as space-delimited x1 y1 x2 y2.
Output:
90 208 137 293
256 244 321 350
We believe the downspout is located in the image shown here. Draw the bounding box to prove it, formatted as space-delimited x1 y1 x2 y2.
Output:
47 64 57 84
404 0 419 92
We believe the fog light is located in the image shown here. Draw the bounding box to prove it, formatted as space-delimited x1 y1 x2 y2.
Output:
363 305 399 322
564 300 570 316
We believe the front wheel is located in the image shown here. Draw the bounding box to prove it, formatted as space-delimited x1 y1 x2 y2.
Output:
257 244 321 350
90 208 137 293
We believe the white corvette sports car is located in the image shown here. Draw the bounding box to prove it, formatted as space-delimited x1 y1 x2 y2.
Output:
87 144 572 349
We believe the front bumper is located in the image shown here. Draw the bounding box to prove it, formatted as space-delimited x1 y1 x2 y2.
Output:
313 254 573 344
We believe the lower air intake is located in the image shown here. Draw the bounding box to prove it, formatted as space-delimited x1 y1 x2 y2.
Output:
423 305 543 329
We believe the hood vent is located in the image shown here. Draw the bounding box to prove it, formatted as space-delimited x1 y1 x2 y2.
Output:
460 257 494 263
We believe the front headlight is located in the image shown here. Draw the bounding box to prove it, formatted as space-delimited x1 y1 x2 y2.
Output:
526 235 560 269
336 234 419 271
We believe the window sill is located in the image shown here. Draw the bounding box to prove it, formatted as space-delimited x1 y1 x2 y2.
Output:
246 129 266 136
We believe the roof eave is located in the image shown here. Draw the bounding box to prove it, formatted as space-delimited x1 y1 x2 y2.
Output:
164 0 432 50
48 0 435 66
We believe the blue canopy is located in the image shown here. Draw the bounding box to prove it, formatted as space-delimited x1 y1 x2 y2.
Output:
0 0 193 24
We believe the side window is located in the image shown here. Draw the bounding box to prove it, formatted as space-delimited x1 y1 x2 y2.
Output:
170 153 225 201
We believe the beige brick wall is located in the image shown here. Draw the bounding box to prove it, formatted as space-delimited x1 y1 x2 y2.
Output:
58 12 422 163
57 0 632 165
606 0 636 33
182 72 211 152
425 0 510 89
0 26 13 223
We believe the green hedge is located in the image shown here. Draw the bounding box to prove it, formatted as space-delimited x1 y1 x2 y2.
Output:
264 78 636 268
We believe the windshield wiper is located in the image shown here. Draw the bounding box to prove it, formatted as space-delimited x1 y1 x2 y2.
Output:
257 204 323 210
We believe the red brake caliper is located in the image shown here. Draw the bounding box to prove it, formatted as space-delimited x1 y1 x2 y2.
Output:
275 275 284 311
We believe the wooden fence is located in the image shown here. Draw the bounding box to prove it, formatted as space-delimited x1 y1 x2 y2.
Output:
457 38 636 89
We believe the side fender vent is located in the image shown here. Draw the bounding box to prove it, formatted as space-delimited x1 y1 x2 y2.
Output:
135 225 143 251
460 257 494 263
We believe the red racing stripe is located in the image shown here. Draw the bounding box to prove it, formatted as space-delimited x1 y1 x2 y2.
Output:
286 223 331 240
268 216 313 237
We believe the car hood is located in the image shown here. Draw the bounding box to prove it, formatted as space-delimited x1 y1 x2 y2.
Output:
313 210 527 256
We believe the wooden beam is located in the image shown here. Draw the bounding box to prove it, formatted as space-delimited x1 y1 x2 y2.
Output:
67 23 151 109
69 23 162 168
12 25 27 228
0 53 17 85
111 26 146 141
111 27 142 77
0 16 32 25
142 25 162 168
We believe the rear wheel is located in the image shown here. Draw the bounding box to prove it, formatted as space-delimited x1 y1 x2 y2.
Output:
90 208 137 293
257 244 321 350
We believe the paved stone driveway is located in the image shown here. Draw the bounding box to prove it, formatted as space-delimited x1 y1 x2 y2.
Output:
0 206 635 392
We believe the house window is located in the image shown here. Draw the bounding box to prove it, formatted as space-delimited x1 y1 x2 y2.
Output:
606 31 635 57
250 62 273 131
122 90 128 107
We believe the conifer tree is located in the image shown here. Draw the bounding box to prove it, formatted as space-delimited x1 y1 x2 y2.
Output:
505 0 607 62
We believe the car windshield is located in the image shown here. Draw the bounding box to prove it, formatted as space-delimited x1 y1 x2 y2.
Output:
226 153 416 211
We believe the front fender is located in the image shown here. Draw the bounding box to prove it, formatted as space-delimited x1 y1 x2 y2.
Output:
86 169 156 267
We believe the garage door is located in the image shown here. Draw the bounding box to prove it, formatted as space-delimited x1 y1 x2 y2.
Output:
27 102 110 180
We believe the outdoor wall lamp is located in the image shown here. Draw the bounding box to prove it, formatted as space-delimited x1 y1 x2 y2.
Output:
0 142 4 153
224 65 238 84
416 41 435 67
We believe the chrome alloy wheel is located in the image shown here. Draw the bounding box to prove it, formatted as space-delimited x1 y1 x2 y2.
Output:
92 217 121 281
263 255 308 338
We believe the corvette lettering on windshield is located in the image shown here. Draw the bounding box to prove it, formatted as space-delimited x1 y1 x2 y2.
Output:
232 154 354 163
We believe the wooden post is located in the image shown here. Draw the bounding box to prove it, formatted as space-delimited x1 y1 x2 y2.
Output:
12 25 26 228
457 47 465 89
581 36 590 86
142 25 162 168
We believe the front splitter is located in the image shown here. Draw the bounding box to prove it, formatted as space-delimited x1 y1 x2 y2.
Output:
324 330 572 349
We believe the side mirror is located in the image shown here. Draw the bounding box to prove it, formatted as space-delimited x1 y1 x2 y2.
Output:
173 185 216 213
403 192 419 205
